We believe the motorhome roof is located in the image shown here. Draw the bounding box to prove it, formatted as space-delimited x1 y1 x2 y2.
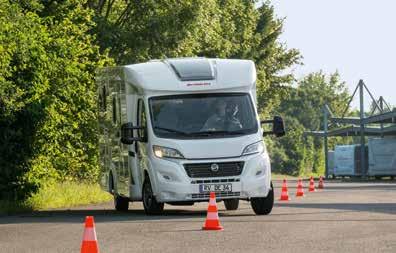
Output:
165 58 215 81
123 57 256 93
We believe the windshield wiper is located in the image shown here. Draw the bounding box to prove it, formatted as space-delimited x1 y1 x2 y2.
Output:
153 126 189 136
188 130 247 136
154 127 248 137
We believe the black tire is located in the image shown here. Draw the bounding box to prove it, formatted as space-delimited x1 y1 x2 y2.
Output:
250 182 274 215
224 199 239 210
142 177 164 215
110 173 129 211
114 194 129 211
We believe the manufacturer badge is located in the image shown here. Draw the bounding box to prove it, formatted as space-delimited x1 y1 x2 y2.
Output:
210 163 219 172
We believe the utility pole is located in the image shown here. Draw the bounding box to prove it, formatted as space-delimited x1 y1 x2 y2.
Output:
323 105 329 179
359 80 366 178
379 96 384 138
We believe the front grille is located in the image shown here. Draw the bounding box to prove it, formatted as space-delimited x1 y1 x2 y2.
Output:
192 192 240 199
191 178 240 184
184 162 244 178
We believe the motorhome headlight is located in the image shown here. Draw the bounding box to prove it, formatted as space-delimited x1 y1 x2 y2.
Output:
242 141 265 156
153 145 184 159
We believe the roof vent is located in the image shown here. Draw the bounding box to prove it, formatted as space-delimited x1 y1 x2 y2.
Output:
165 58 215 81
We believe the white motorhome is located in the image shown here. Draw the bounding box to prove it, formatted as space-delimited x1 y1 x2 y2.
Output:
97 58 285 215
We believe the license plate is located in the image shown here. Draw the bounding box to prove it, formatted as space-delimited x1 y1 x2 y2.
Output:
199 183 232 193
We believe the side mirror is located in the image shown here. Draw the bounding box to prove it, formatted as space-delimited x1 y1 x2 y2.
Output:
121 122 145 145
261 116 286 137
273 116 285 137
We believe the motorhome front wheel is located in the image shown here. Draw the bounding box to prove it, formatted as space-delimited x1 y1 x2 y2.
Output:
250 182 274 215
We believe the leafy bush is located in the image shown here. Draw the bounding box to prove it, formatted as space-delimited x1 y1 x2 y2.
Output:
0 0 111 200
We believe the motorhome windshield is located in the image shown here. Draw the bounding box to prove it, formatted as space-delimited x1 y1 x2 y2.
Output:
149 93 258 139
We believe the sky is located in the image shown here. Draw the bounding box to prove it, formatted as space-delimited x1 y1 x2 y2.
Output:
268 0 396 110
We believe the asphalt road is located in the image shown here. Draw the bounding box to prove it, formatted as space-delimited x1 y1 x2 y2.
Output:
1 180 396 253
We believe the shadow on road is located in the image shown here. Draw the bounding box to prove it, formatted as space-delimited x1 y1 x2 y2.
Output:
324 185 396 191
2 202 396 225
2 180 396 225
272 180 396 190
277 202 396 215
0 208 212 225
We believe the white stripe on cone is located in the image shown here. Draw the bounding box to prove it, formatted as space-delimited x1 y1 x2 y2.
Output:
206 211 219 220
83 228 97 241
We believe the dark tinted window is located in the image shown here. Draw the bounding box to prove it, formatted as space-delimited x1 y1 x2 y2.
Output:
112 96 117 125
149 93 258 139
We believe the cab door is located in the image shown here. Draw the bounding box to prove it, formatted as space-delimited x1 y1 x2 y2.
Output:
136 98 150 188
126 94 142 200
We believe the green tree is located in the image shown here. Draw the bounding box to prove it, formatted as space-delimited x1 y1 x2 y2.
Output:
89 0 300 112
269 71 351 175
1 0 301 200
0 0 110 199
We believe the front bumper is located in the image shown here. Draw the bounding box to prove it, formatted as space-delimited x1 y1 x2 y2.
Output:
149 152 272 203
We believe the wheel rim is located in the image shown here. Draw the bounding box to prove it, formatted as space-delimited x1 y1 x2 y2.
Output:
144 182 153 208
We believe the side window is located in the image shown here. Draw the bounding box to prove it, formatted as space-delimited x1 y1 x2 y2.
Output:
101 86 107 112
137 99 147 139
112 96 117 125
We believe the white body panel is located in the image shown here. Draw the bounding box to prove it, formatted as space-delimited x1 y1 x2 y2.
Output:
368 138 396 176
97 58 271 203
149 149 271 202
124 59 256 92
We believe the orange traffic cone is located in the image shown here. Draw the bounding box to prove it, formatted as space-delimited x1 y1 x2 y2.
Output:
309 176 316 192
81 216 99 253
279 179 290 201
296 178 305 197
318 176 324 189
202 192 223 231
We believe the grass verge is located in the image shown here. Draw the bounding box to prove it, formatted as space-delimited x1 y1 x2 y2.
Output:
272 172 325 180
0 182 112 215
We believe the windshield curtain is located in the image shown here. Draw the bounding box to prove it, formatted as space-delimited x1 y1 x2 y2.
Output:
149 93 258 139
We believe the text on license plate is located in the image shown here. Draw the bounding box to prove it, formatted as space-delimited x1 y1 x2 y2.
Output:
199 183 232 193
